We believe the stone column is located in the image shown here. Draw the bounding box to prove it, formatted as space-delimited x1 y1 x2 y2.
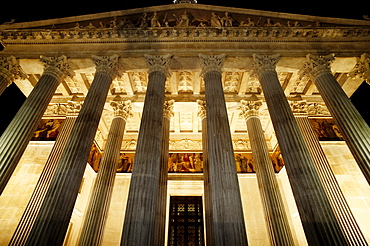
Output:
25 55 120 246
154 99 174 246
199 54 248 246
0 55 73 194
78 99 133 246
239 100 295 246
0 55 27 95
290 101 368 246
9 101 81 246
197 99 214 246
300 54 370 184
251 54 346 245
121 54 172 246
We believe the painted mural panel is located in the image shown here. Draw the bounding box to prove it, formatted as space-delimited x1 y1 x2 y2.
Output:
31 119 64 141
309 118 344 141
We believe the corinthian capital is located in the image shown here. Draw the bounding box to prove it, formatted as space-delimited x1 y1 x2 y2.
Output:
40 55 75 80
110 100 133 120
239 100 262 119
199 54 226 77
92 54 121 80
163 100 175 119
250 54 280 79
66 101 83 116
145 54 173 78
348 53 370 85
0 56 27 85
197 99 206 120
299 54 335 79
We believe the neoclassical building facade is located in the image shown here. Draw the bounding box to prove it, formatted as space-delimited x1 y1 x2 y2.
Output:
0 1 370 246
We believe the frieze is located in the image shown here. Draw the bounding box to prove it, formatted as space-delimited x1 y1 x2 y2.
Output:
1 26 370 44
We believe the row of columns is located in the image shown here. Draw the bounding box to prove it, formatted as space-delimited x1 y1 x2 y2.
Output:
0 53 369 245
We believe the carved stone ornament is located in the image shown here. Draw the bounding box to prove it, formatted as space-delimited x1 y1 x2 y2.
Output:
45 103 68 116
197 99 206 120
144 54 173 78
91 54 121 80
250 53 280 79
40 55 75 80
348 53 370 85
299 54 335 79
110 100 133 119
289 100 308 114
163 100 175 119
66 101 83 116
0 56 27 84
239 100 262 119
198 53 226 77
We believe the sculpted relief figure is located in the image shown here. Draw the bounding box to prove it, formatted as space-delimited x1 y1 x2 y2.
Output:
221 12 234 27
211 12 222 27
174 10 191 26
150 12 161 27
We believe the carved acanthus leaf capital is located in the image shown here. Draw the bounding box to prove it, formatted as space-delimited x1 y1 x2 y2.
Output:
239 100 262 119
0 56 27 85
66 101 83 116
145 54 173 78
299 54 335 80
110 100 133 119
92 54 121 80
164 100 175 119
250 54 280 79
198 53 226 77
289 100 308 115
40 55 75 80
348 53 370 85
197 99 207 120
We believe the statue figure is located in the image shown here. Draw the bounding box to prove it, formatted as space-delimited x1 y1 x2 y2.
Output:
239 18 256 27
264 18 282 27
137 13 148 28
221 12 234 27
211 12 222 27
150 12 161 27
174 10 190 26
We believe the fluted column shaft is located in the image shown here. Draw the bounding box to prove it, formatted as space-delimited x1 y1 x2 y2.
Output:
154 100 173 246
25 55 119 246
78 100 132 246
241 101 294 246
197 99 214 246
295 114 367 245
9 108 79 246
121 54 172 246
301 54 370 184
0 55 72 194
252 54 346 245
199 54 248 246
0 73 10 94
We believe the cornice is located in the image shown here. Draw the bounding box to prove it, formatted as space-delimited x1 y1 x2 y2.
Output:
1 26 370 44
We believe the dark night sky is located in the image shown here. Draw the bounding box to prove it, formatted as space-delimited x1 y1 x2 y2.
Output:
0 0 369 134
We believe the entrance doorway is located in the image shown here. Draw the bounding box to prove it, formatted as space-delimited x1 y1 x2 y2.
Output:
168 196 205 246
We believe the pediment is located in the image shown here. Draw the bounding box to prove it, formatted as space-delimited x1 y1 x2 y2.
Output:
1 3 369 30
